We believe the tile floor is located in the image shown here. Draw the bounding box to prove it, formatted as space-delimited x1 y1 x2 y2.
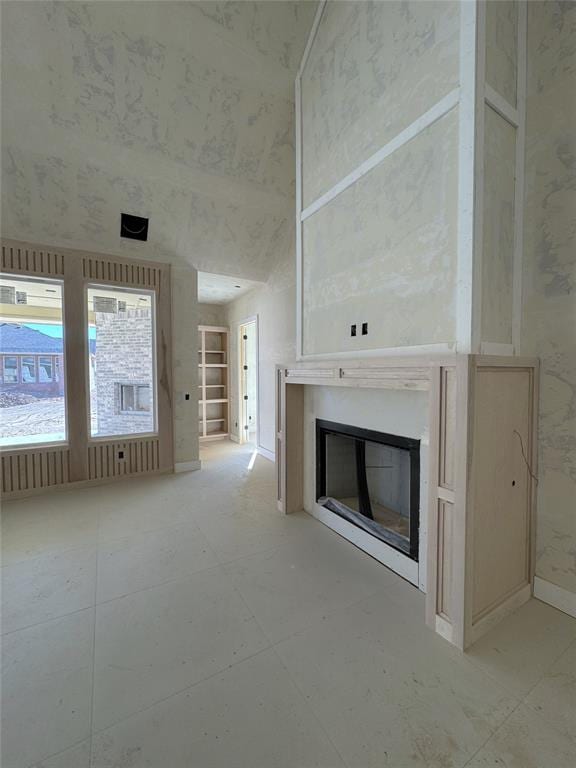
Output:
2 441 575 768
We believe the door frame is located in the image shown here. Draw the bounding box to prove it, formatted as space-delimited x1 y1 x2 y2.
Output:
237 314 259 447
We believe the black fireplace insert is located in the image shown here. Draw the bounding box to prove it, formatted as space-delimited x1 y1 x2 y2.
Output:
316 419 420 560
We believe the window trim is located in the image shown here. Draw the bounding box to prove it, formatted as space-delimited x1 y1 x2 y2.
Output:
0 273 67 451
86 283 158 441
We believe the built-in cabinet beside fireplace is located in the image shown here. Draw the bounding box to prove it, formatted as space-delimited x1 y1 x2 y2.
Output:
276 355 538 651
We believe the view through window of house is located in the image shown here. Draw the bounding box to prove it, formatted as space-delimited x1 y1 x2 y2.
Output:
0 275 66 447
88 286 156 437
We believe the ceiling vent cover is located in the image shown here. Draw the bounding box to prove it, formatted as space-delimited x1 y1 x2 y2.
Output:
121 213 149 241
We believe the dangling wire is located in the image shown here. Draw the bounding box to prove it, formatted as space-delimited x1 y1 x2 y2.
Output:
513 429 539 486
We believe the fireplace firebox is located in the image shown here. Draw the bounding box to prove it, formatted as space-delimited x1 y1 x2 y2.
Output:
316 420 420 560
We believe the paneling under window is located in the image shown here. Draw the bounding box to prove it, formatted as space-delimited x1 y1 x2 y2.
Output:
1 447 71 493
87 437 160 480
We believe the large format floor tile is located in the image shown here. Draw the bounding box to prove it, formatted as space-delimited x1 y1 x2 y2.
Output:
2 546 96 634
276 588 519 768
465 704 576 768
2 441 576 768
1 500 99 567
96 520 217 603
1 610 94 768
465 598 576 697
224 520 401 643
91 648 345 768
32 740 91 768
92 566 269 731
524 639 576 739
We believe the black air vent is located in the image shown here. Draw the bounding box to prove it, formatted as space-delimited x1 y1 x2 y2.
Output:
121 213 149 241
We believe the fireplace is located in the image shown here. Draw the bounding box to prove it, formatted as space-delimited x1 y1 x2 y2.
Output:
316 420 420 560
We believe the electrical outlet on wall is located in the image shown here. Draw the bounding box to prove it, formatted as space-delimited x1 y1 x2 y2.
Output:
351 324 357 337
362 322 368 335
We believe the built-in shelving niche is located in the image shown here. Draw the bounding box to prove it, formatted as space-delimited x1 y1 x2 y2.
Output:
198 325 229 440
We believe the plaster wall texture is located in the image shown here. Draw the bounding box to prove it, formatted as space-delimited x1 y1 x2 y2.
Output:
481 105 517 345
301 0 460 207
302 109 458 356
198 304 227 328
485 0 518 107
300 1 460 356
0 0 315 280
522 1 576 595
172 264 199 465
226 244 296 455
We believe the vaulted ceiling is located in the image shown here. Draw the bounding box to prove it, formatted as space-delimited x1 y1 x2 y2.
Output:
1 1 316 281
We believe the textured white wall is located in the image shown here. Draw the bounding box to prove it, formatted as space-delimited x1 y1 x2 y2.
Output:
300 1 460 356
523 1 576 596
301 0 459 207
481 106 516 345
197 304 227 327
226 246 296 454
0 1 315 280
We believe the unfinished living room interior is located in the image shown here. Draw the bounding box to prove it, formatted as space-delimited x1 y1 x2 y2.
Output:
1 1 575 766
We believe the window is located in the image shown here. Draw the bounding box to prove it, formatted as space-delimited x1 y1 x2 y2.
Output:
120 383 151 414
0 275 66 447
39 357 53 382
88 286 156 437
3 356 18 383
21 357 36 382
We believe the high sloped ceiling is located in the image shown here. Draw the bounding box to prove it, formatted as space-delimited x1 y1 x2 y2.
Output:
1 1 316 280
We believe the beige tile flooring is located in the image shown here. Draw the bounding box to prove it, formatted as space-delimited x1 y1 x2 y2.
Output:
2 441 575 768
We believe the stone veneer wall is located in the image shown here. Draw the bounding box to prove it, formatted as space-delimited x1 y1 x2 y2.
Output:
94 308 154 436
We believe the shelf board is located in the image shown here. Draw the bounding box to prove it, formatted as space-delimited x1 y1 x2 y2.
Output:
201 398 228 404
200 431 229 441
205 418 226 423
204 384 226 388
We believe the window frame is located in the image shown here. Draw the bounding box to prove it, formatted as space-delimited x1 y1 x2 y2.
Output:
86 283 158 442
0 273 67 450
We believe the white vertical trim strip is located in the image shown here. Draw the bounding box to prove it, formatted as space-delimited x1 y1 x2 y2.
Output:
512 1 527 353
484 84 520 128
297 0 328 78
300 88 460 223
456 0 480 353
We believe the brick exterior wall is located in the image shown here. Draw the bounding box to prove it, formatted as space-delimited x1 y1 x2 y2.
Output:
93 308 154 436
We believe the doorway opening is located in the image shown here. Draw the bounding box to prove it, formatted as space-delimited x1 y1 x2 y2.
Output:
238 318 258 446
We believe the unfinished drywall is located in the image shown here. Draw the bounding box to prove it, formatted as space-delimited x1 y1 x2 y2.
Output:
226 244 296 455
522 1 576 596
198 303 226 327
481 106 516 345
302 109 458 356
301 0 459 207
0 1 315 281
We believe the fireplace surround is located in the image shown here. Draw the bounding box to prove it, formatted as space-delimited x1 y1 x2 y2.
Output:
276 355 539 650
316 419 420 561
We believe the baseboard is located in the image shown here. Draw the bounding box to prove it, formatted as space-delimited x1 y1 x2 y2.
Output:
174 460 202 473
534 576 576 619
229 434 240 444
257 446 275 463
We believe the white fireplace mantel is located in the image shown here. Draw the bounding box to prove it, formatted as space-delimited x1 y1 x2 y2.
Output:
275 354 539 651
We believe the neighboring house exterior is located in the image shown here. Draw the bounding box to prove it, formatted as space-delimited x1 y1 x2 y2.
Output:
93 308 154 436
0 323 64 397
